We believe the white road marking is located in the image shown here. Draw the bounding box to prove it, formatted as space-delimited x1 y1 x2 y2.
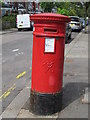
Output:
18 52 24 55
15 52 24 56
12 49 19 52
21 52 23 55
12 49 24 56
18 52 21 55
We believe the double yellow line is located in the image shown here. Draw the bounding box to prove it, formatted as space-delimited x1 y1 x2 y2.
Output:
0 67 32 100
0 71 27 100
0 84 16 100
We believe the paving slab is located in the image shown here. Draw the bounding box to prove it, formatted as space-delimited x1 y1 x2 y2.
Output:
58 98 88 118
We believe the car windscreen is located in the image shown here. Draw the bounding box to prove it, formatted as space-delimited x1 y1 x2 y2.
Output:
71 17 79 22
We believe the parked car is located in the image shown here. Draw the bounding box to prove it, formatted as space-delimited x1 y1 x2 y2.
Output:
80 17 85 28
16 14 33 31
65 23 72 43
18 6 26 14
69 16 82 31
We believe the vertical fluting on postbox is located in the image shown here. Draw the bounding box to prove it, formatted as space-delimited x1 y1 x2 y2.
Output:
30 13 71 115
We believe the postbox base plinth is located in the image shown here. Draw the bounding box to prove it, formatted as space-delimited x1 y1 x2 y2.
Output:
30 90 62 115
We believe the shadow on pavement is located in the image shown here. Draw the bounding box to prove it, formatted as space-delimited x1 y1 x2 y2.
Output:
65 38 74 44
62 82 88 110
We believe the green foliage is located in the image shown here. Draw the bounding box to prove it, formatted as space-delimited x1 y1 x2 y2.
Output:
57 8 61 14
56 2 77 16
69 9 76 16
84 1 90 17
60 9 69 16
0 1 1 5
2 14 17 22
0 0 6 7
57 8 69 16
40 2 89 17
1 15 17 29
40 2 54 12
88 5 90 17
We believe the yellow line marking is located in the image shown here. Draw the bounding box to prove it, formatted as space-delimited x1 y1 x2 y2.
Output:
0 84 16 100
8 84 16 91
16 71 26 79
0 69 30 100
3 91 10 98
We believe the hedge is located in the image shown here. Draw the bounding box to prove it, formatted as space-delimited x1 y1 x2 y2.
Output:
1 14 17 30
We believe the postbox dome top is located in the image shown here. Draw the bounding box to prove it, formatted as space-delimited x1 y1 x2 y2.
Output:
30 13 71 23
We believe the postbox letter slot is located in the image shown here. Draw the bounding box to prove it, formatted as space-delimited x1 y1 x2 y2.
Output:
44 28 58 33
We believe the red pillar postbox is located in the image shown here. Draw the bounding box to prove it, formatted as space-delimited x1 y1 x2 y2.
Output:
30 13 71 115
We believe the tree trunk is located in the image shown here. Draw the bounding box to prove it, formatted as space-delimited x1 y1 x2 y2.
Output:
85 5 88 33
14 2 18 13
25 2 28 14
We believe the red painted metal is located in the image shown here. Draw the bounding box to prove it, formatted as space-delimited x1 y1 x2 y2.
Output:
30 13 71 93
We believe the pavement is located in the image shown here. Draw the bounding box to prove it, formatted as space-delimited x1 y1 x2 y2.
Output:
0 26 89 119
0 28 18 35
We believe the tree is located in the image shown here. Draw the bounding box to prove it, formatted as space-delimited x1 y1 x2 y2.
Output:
40 2 78 16
0 1 6 7
83 2 90 32
57 8 69 16
25 2 28 13
40 2 54 12
88 5 90 18
14 2 18 13
40 2 89 18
